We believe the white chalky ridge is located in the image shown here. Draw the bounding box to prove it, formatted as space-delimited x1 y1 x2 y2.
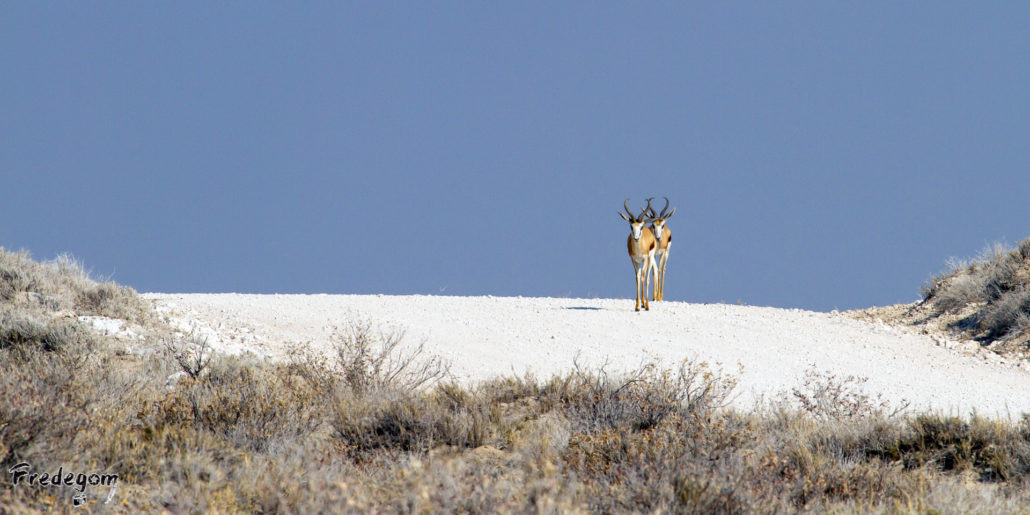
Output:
143 293 1030 417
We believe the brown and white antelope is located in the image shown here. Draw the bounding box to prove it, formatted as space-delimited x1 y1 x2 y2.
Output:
646 197 675 301
619 199 658 311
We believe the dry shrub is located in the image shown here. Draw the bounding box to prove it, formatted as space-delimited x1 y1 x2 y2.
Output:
898 415 1030 481
563 414 764 513
76 281 149 322
0 353 77 468
164 332 214 379
980 288 1030 341
286 323 479 456
792 368 909 420
0 248 148 323
0 307 90 354
331 321 450 394
288 321 450 396
922 238 1030 345
330 388 490 455
546 358 737 433
927 272 983 313
134 352 327 456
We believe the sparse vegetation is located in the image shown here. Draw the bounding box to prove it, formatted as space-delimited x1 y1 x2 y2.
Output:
288 320 451 395
5 246 1030 512
0 249 149 323
165 332 214 379
792 368 909 420
919 238 1030 355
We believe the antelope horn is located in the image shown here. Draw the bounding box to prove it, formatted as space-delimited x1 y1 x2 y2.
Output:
644 197 657 219
659 197 671 218
623 198 637 220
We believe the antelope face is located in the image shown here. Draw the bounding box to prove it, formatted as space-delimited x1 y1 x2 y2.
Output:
620 198 653 240
630 221 645 240
652 220 665 240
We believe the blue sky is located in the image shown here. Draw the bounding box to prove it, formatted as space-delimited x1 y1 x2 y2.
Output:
3 3 1029 311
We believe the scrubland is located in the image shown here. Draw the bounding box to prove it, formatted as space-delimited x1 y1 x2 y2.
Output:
858 237 1030 362
919 238 1030 356
4 247 1030 512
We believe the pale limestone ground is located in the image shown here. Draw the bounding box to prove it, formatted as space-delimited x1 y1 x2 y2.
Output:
143 293 1030 417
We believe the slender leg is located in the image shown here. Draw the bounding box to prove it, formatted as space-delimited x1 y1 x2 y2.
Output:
650 253 659 300
660 262 665 300
645 256 654 310
655 254 664 301
658 265 663 301
660 245 670 301
652 252 659 301
649 256 658 304
641 260 646 310
633 261 642 311
638 266 645 311
640 261 648 311
656 268 662 301
640 267 645 310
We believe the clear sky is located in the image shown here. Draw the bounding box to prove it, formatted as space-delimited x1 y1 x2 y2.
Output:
3 3 1029 311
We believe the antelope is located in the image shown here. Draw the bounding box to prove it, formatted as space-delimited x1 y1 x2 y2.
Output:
619 199 658 311
646 197 675 301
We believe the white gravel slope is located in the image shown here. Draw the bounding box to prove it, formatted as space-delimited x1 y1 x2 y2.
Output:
144 293 1030 417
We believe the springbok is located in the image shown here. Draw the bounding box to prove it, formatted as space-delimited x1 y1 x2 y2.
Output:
619 199 658 311
646 197 675 301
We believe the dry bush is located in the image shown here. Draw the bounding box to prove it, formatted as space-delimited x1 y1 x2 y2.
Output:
76 281 149 322
0 249 48 301
898 414 1030 481
0 248 148 323
792 368 909 420
331 321 450 394
164 332 214 379
922 238 1030 345
545 358 737 433
980 288 1030 341
0 307 91 354
150 357 326 453
288 321 450 395
0 352 78 469
330 388 490 455
926 272 984 313
563 412 767 513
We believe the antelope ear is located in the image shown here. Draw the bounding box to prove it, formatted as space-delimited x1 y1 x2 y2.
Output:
618 211 631 222
666 207 676 219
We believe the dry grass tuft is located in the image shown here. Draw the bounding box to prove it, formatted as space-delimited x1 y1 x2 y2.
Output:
792 368 909 420
0 248 148 323
913 238 1030 356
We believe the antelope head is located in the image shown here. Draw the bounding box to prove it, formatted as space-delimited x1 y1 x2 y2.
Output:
619 198 653 240
646 197 676 241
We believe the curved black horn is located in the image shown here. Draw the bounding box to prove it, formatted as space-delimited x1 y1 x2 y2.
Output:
623 198 636 220
659 197 671 218
644 197 657 219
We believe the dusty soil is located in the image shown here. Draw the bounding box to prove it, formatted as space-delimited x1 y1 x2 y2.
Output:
850 301 1030 359
142 293 1030 417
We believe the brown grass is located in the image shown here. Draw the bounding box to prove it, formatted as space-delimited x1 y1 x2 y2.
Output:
917 238 1030 356
5 247 1030 512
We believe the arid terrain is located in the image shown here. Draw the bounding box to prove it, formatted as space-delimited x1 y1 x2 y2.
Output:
143 293 1030 417
7 246 1030 512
